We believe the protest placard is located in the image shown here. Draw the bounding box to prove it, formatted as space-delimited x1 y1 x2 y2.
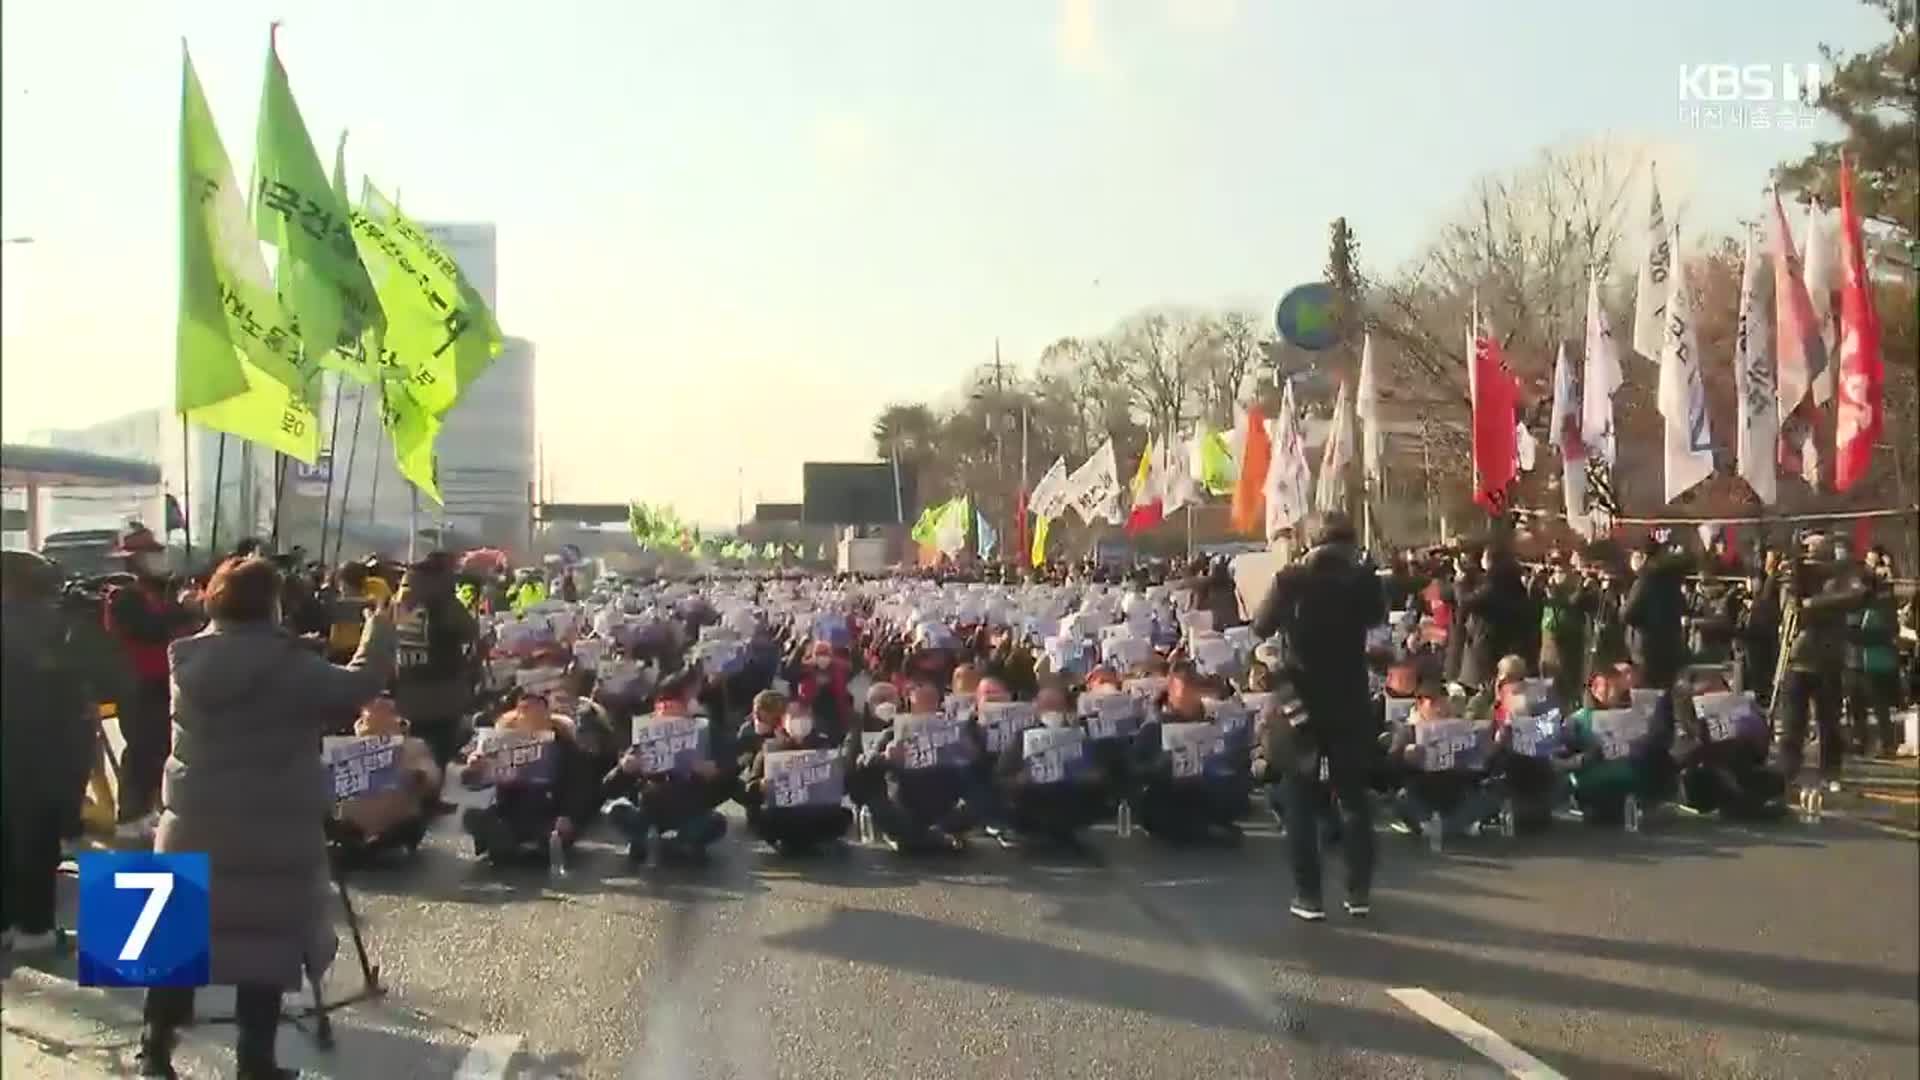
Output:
631 714 710 775
1022 726 1089 785
1080 690 1140 741
1414 718 1491 772
893 712 971 770
514 666 568 697
323 735 405 801
1509 709 1563 760
1692 691 1765 744
1161 721 1226 781
766 749 846 808
978 701 1038 754
475 729 557 787
1588 707 1652 761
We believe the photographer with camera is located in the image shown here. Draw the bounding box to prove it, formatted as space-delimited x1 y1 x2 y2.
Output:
1777 536 1869 796
102 525 198 834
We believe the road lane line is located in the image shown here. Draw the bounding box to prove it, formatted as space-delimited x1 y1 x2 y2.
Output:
1388 988 1566 1079
455 1033 523 1080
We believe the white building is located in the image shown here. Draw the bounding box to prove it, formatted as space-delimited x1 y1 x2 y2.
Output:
22 219 537 561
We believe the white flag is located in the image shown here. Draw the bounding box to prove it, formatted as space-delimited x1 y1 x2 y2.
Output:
1029 456 1071 519
1313 382 1353 515
1632 171 1670 361
1265 380 1312 539
1733 225 1778 505
1066 439 1123 525
1356 332 1381 487
1800 202 1839 405
1657 222 1714 502
1581 273 1623 466
1160 434 1195 514
1548 341 1589 531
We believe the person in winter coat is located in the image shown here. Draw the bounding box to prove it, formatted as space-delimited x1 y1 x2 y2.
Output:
1623 539 1690 691
1 552 101 954
738 697 854 854
864 680 979 854
993 680 1104 850
456 693 597 866
1844 563 1902 757
1250 514 1384 920
1538 558 1596 706
1777 540 1869 790
138 556 394 1080
391 554 479 773
1454 547 1531 692
1128 663 1247 847
326 695 440 862
601 668 734 864
104 524 198 831
1739 554 1784 704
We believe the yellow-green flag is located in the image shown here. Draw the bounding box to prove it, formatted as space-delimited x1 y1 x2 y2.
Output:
1031 515 1052 567
379 377 442 505
177 45 319 460
353 180 502 417
254 38 382 383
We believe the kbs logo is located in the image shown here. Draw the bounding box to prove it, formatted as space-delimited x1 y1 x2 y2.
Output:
77 852 211 987
1677 64 1825 131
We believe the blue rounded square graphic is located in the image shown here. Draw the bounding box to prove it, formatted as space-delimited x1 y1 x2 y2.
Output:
77 852 211 988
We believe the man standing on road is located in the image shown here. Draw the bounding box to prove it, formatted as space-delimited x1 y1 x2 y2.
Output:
392 553 478 781
102 524 195 834
1251 513 1385 922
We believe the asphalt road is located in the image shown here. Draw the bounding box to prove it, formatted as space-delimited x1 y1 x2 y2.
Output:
5 794 1917 1080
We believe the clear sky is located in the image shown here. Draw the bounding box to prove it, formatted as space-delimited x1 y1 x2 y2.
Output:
0 1 1888 527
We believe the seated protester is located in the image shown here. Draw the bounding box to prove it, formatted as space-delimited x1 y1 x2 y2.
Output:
551 682 619 819
1470 655 1565 831
328 695 441 861
601 668 734 864
1388 679 1499 840
1129 662 1247 846
1561 665 1661 825
1671 669 1787 819
950 663 983 703
967 675 1020 841
787 639 855 744
456 692 594 865
1612 660 1681 805
982 625 1040 701
993 679 1104 851
845 682 902 812
1080 666 1134 807
739 699 854 854
866 680 978 854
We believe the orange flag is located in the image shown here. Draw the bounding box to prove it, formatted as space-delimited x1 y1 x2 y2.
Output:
1231 404 1271 535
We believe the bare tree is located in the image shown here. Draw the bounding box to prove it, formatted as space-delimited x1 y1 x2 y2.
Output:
1193 310 1265 428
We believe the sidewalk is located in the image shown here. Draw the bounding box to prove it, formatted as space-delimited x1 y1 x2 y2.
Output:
1 1027 117 1079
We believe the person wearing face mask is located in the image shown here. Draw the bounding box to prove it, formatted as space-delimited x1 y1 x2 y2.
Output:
788 640 854 744
1624 537 1690 693
1454 544 1531 694
739 699 854 855
866 680 975 854
846 683 901 814
1388 680 1498 840
1471 655 1563 832
392 553 480 778
1777 538 1869 795
601 668 734 865
550 683 619 815
103 524 198 834
993 679 1104 851
1844 561 1902 758
1560 664 1652 825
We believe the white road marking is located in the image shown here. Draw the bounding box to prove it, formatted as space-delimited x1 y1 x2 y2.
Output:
454 1033 523 1080
1388 987 1567 1079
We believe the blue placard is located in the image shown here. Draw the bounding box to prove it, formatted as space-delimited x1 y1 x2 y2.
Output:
1589 707 1652 761
632 715 711 776
1080 691 1140 741
1692 692 1765 745
766 749 846 808
78 852 210 988
1205 699 1254 751
893 713 971 770
1508 709 1563 761
1414 718 1491 772
1162 721 1230 781
323 735 406 801
478 730 558 787
1022 726 1090 785
1275 282 1340 351
978 701 1038 754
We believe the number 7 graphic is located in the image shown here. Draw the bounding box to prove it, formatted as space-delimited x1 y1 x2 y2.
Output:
114 872 174 962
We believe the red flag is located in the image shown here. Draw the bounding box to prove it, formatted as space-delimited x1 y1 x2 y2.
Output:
1472 335 1519 514
1853 516 1875 555
1834 153 1884 492
1769 189 1831 488
1231 405 1270 534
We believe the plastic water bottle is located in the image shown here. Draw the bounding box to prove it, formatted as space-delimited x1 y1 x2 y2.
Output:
856 806 875 845
1427 812 1444 854
1803 787 1824 822
1623 794 1641 834
1116 801 1134 839
548 831 567 877
1498 798 1517 839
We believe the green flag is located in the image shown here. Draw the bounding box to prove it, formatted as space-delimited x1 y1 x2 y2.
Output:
379 377 442 504
353 180 502 417
1195 424 1236 496
910 501 946 546
177 45 318 460
254 39 381 383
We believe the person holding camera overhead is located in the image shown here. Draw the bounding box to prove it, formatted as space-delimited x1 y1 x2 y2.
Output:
137 555 394 1080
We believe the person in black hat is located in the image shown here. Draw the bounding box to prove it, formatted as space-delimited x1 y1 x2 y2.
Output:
1250 513 1385 922
1624 534 1690 691
103 524 197 832
600 666 734 864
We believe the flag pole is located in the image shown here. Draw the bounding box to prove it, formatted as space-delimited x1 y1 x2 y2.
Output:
365 421 383 530
208 433 228 558
332 381 368 566
319 375 344 565
408 485 419 562
180 415 194 572
268 451 289 549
